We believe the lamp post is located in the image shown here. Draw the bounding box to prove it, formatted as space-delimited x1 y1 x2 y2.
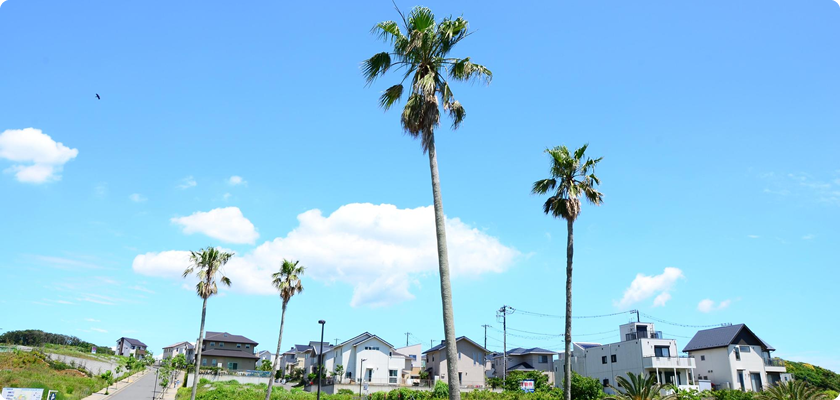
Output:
317 320 326 400
359 359 367 399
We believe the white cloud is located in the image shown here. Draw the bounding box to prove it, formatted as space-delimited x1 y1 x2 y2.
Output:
223 193 232 201
129 193 147 202
177 176 197 189
135 203 519 307
171 207 259 244
0 128 78 183
228 176 246 186
802 234 816 240
0 0 8 9
129 285 156 294
615 267 684 308
90 328 108 333
94 183 108 196
747 235 760 239
698 298 731 313
85 318 101 322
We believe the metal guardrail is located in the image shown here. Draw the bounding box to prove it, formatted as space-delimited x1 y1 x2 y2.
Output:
765 359 785 367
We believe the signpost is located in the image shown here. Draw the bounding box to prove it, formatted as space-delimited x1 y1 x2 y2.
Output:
519 380 535 393
47 391 57 400
2 388 45 400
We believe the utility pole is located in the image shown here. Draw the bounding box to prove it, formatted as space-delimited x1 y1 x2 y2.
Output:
497 306 514 385
334 338 339 346
634 309 640 323
480 325 490 350
404 332 410 347
430 340 433 349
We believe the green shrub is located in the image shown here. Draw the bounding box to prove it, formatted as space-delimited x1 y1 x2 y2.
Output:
433 381 449 398
823 390 838 399
337 389 355 395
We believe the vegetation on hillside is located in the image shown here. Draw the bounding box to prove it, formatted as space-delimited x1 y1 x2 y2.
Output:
0 329 115 355
784 360 840 392
0 350 108 400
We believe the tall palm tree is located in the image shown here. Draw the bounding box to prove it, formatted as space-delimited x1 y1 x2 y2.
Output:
264 259 305 400
605 372 675 400
532 144 603 400
183 247 233 400
363 7 491 400
758 380 829 400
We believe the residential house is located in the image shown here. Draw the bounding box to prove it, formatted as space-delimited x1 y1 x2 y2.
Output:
490 347 557 384
199 331 259 371
319 333 408 386
683 324 791 391
257 350 274 368
423 336 490 388
554 322 697 392
116 337 148 358
279 344 309 376
162 341 195 363
302 341 334 376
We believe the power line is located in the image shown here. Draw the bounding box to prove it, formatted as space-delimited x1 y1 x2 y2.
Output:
510 307 636 319
639 312 729 328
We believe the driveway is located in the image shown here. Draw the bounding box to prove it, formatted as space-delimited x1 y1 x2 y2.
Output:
107 368 160 400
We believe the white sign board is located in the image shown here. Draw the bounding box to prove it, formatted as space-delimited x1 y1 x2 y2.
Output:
2 388 44 400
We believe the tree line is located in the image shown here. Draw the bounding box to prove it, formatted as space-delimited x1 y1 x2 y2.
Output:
0 329 115 355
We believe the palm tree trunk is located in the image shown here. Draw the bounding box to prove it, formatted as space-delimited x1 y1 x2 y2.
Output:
265 300 288 400
427 135 461 400
563 218 574 400
189 296 208 400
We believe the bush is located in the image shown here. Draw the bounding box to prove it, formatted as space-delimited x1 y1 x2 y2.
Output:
569 372 603 400
824 390 838 400
710 389 757 400
337 389 355 395
503 371 550 392
433 381 449 398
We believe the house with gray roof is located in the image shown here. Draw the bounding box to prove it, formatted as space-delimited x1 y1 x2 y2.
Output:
198 331 259 371
279 344 311 376
317 332 408 387
162 341 195 363
423 336 490 388
683 324 790 391
116 337 147 358
490 347 558 384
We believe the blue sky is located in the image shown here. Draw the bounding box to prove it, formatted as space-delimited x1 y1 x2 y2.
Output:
1 0 838 371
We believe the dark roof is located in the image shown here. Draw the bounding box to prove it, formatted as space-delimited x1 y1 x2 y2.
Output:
422 337 490 355
508 347 557 355
119 337 147 347
334 332 395 350
201 349 259 360
682 324 775 352
575 343 602 350
204 331 258 345
507 362 535 371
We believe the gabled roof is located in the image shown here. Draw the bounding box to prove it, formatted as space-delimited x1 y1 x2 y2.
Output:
422 336 490 355
507 362 535 371
574 342 602 350
303 342 334 355
507 347 557 356
334 332 395 350
204 331 258 345
682 324 775 352
163 341 194 349
119 337 147 347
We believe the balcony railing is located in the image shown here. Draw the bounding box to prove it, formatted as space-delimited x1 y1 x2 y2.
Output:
765 359 785 367
643 356 696 369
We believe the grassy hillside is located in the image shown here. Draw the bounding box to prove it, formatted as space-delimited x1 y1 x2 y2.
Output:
783 359 840 392
0 350 108 400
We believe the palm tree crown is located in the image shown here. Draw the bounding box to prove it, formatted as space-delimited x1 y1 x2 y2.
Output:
363 5 492 151
532 144 603 221
183 247 233 299
606 372 675 400
758 380 828 400
272 259 304 303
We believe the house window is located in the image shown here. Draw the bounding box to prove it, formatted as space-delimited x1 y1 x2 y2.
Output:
346 372 352 379
654 346 671 357
219 342 224 348
227 362 238 370
210 342 215 347
458 351 461 359
237 344 242 348
602 356 607 364
389 370 398 384
432 356 434 362
211 359 217 366
735 347 741 361
611 355 617 363
603 379 609 387
246 345 250 349
701 355 705 361
740 346 751 353
202 359 207 366
539 355 548 363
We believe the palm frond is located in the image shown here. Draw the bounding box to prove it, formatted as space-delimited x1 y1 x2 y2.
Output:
401 93 424 136
449 57 492 84
379 84 404 110
371 21 405 44
445 100 465 129
362 52 392 85
407 7 436 33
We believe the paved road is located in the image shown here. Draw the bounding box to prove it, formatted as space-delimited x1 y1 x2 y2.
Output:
108 368 161 400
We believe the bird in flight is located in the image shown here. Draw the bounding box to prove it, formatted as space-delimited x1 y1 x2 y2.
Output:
95 93 100 100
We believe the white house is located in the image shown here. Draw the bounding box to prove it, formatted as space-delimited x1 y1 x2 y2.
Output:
490 347 557 384
162 341 195 363
116 337 148 358
683 324 791 391
302 341 334 376
554 322 698 392
319 332 408 386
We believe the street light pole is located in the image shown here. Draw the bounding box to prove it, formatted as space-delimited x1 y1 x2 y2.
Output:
359 359 367 399
152 368 159 400
317 320 326 400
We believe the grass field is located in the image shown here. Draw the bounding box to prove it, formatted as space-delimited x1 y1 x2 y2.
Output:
0 351 107 400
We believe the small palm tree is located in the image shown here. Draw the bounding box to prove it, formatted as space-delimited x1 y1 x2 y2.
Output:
532 144 603 400
606 372 674 400
264 259 305 400
759 380 829 400
183 247 233 400
334 364 344 384
363 7 491 400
